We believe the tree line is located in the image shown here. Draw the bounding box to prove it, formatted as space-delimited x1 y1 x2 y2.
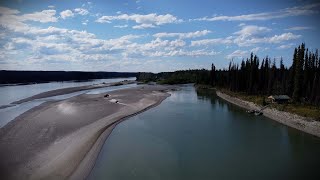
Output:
137 43 320 106
0 71 137 84
212 43 320 105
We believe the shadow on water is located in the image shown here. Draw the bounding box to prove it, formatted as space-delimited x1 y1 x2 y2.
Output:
88 85 320 180
197 87 320 179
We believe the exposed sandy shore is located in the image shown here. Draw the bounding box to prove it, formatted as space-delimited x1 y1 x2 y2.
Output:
7 80 136 106
216 91 320 138
0 85 176 180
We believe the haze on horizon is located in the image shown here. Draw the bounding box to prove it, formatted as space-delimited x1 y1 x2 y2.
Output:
0 0 320 72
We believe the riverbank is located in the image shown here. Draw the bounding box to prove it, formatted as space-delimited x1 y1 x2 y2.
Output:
0 85 176 180
0 80 136 108
216 90 320 138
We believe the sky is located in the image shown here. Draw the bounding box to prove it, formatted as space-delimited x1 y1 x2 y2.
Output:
0 0 320 72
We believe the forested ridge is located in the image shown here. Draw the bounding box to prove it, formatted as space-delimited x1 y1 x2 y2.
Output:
137 43 320 106
0 71 137 84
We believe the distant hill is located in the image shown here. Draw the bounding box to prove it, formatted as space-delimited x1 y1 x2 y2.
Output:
0 70 137 84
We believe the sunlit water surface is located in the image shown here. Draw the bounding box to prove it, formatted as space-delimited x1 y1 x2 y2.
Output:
0 78 136 127
0 77 135 106
89 85 320 180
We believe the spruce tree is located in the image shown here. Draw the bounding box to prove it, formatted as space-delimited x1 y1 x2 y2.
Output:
293 43 305 102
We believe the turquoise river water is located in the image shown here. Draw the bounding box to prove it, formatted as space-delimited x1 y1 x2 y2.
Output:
88 85 320 180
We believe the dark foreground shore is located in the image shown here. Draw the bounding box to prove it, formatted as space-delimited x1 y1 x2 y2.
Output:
0 85 176 180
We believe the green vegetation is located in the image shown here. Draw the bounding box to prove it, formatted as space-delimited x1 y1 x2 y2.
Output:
137 70 211 85
218 88 320 120
219 43 320 106
136 43 320 119
218 88 265 105
273 104 320 120
137 43 320 106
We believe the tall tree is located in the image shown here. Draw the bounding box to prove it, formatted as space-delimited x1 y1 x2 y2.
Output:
293 44 305 102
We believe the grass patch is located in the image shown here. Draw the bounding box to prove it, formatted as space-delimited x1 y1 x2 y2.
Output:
218 88 320 120
271 103 320 120
218 88 264 105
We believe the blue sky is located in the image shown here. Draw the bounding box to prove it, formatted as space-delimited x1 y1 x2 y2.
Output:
0 0 319 72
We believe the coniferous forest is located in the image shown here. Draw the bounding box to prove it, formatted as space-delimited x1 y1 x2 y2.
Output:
137 43 320 106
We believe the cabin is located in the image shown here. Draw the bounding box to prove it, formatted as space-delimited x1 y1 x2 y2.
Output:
268 95 290 104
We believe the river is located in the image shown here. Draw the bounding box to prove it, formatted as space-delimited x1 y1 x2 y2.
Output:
0 77 136 106
0 77 136 127
88 85 320 179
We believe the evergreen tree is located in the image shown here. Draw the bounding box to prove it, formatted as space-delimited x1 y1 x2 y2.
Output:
293 43 305 102
288 48 297 96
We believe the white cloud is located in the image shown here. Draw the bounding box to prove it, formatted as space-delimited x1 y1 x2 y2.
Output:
153 30 211 39
191 37 233 46
137 38 186 52
250 47 260 53
1 5 305 71
48 5 55 9
0 6 20 15
2 14 215 68
132 24 156 29
233 25 272 46
233 32 301 46
147 49 219 57
27 26 68 35
74 8 89 16
114 24 128 28
5 31 138 63
0 7 58 33
60 10 74 19
277 44 294 49
21 9 58 23
285 26 313 31
82 20 89 25
232 25 300 46
96 13 182 29
4 42 15 50
191 3 320 22
226 50 248 59
192 30 300 47
268 32 301 43
233 25 271 37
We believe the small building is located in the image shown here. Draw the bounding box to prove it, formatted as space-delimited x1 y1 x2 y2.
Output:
268 95 290 104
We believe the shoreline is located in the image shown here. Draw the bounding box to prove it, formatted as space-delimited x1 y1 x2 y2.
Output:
0 85 176 180
0 77 135 87
69 92 170 180
0 80 136 109
216 90 320 138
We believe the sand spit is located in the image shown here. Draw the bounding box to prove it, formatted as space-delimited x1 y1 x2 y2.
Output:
0 85 176 180
216 91 320 138
8 80 136 106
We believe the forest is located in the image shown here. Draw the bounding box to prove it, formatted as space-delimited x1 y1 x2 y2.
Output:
137 43 320 106
0 71 137 84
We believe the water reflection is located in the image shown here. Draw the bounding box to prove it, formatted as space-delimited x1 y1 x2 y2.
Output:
0 101 43 127
89 85 320 180
0 77 135 106
0 80 136 128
